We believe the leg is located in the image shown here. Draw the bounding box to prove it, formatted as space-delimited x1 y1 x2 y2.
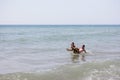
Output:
81 53 86 61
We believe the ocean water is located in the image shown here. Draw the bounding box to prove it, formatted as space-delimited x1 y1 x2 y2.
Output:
0 25 120 80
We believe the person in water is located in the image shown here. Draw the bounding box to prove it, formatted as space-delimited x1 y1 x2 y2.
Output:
66 42 79 62
66 42 76 51
79 45 87 53
78 45 87 61
67 43 87 61
67 42 86 53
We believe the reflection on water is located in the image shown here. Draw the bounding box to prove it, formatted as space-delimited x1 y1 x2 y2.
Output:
71 55 80 63
71 53 86 63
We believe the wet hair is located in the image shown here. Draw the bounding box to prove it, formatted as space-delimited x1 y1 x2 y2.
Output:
83 45 85 47
72 42 74 44
82 45 85 49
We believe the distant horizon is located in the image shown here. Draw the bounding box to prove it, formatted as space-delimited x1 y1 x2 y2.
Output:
0 24 120 26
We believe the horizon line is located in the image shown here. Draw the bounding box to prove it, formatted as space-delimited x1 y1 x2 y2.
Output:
0 24 120 26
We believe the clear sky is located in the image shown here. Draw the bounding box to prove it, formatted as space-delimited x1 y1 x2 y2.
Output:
0 0 120 25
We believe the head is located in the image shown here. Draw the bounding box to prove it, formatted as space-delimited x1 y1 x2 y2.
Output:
71 42 75 45
82 45 85 48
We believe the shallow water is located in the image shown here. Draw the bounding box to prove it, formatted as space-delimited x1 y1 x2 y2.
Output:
0 25 120 80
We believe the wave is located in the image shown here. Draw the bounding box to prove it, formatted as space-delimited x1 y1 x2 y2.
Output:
0 59 120 80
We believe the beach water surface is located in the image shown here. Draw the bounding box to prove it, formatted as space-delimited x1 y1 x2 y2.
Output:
0 25 120 80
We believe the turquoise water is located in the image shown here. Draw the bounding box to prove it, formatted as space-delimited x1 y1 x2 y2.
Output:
0 25 120 80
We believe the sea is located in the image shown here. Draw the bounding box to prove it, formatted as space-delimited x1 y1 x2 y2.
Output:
0 25 120 80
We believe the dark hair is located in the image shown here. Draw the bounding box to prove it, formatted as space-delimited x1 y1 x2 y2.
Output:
72 42 74 44
83 45 85 47
82 45 85 49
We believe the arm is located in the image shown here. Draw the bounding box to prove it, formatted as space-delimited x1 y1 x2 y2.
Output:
66 48 73 51
83 49 87 53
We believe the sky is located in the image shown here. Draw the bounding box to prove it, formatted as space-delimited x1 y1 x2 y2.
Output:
0 0 120 25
